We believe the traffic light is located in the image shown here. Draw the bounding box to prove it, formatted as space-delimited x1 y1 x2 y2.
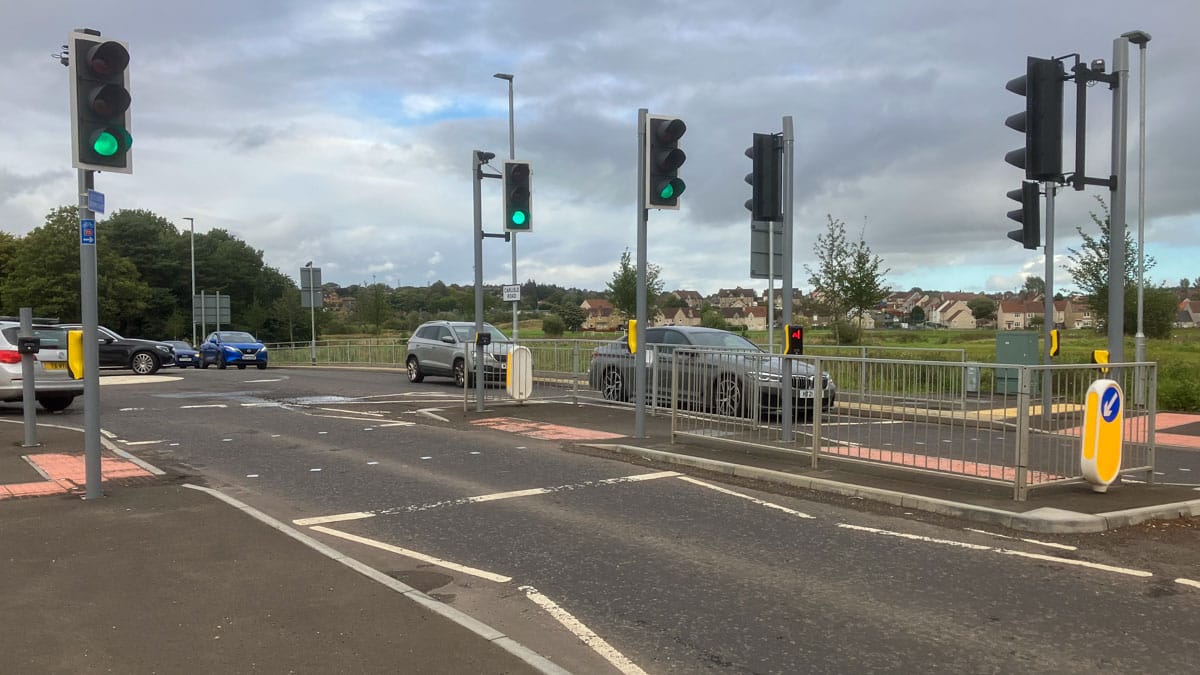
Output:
744 132 783 221
784 324 803 356
1006 180 1040 249
1004 56 1064 181
503 160 532 232
645 115 686 209
68 31 132 173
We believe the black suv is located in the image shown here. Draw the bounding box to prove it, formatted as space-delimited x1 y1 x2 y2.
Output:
59 324 175 375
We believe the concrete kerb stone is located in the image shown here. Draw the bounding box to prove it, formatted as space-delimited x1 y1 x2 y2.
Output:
582 443 1196 535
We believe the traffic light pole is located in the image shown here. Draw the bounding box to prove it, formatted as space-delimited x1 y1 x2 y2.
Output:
1107 37 1131 364
780 116 796 442
78 168 102 499
1042 182 1056 419
634 109 648 439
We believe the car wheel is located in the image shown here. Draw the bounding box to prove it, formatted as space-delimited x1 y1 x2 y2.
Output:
200 357 210 369
406 356 424 383
453 359 466 388
712 375 746 418
256 363 267 370
601 368 627 402
236 364 246 370
37 395 74 413
130 351 160 375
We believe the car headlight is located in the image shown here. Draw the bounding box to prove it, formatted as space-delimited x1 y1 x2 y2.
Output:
747 371 782 383
155 344 172 354
223 345 240 353
258 346 267 353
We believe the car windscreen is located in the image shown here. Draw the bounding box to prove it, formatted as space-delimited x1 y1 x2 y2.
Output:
2 326 69 349
686 331 762 351
218 332 257 342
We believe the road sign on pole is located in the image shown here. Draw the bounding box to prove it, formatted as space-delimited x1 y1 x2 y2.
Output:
1081 379 1123 492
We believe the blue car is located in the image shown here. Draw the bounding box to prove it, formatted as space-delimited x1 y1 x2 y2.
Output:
163 340 200 368
200 331 268 370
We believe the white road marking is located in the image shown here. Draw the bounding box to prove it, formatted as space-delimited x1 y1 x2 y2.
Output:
271 434 281 438
677 476 815 519
417 408 450 423
221 438 232 442
1177 578 1200 590
318 431 328 435
122 440 163 446
246 474 259 478
964 528 1078 551
367 461 379 465
244 378 282 383
298 471 682 524
839 523 1152 578
363 427 374 431
469 451 481 455
181 404 227 409
311 526 512 583
420 456 432 460
101 429 117 439
241 402 282 407
319 407 385 417
519 585 647 675
169 442 180 447
378 421 414 427
118 407 144 412
294 512 377 526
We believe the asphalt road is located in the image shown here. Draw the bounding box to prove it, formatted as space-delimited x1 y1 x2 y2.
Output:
16 366 1200 674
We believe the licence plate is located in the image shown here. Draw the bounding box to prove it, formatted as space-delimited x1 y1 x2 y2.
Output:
243 355 257 361
43 362 67 370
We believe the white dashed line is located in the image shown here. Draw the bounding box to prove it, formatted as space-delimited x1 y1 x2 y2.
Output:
168 443 179 447
294 512 377 526
221 438 232 442
318 431 328 435
310 526 512 583
677 476 814 519
309 468 322 472
244 378 283 383
246 474 259 478
964 528 1078 551
1177 578 1200 590
123 440 163 446
378 421 415 427
118 407 144 412
181 404 227 409
366 461 379 465
520 585 647 675
420 456 432 460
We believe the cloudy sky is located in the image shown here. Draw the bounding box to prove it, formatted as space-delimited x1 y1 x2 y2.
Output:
3 1 1197 297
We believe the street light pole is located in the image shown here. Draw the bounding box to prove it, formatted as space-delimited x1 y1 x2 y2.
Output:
306 261 316 365
183 217 195 345
494 72 518 340
1123 30 1151 400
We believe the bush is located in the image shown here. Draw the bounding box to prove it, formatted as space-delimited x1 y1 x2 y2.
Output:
541 314 565 337
831 319 862 345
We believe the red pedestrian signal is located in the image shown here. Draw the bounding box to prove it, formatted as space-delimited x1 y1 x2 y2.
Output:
785 324 804 355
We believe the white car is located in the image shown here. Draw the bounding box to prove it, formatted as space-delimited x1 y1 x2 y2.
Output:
0 320 82 412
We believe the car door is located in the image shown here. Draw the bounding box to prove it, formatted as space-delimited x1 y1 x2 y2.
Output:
653 329 691 404
95 327 127 367
428 325 455 376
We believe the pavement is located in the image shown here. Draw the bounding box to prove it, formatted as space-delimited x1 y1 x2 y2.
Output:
3 397 1200 673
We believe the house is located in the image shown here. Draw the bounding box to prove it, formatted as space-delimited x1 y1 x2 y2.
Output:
662 306 703 327
728 306 768 331
1176 299 1200 328
997 301 1044 330
943 308 977 330
715 287 757 309
669 290 705 310
580 298 622 331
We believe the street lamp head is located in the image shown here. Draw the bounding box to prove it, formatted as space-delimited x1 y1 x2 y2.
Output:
1121 30 1151 45
305 261 313 267
493 72 513 81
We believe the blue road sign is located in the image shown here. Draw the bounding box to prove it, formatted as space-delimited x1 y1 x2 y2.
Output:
87 190 105 214
1100 386 1121 423
80 219 96 245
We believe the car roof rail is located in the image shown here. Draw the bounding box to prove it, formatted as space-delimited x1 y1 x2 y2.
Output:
0 316 61 324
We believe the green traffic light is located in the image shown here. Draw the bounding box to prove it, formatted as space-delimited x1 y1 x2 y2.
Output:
92 131 120 157
659 184 674 200
511 210 527 226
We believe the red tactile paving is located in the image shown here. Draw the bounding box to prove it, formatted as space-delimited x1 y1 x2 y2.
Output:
821 446 1061 483
471 417 626 441
0 453 154 500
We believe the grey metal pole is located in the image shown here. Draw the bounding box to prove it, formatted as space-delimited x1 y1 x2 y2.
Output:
1107 37 1130 364
19 308 37 448
1042 182 1055 419
494 73 518 341
1128 32 1150 404
306 265 316 365
781 116 795 441
184 217 195 345
473 150 487 412
634 108 648 438
79 168 102 499
200 290 206 343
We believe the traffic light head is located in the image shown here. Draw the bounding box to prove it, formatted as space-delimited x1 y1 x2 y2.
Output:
69 31 132 173
645 115 686 209
503 160 532 232
1006 180 1040 250
1004 56 1064 181
785 324 804 356
744 132 783 221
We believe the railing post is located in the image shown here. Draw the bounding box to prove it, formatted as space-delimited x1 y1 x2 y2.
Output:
670 349 679 442
1147 362 1157 484
572 341 580 406
1013 366 1032 501
811 356 823 468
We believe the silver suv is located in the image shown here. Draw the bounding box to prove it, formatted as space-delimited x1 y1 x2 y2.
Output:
0 321 83 412
405 321 510 386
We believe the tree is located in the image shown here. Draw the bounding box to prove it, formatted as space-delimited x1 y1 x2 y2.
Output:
968 297 996 323
1063 197 1159 333
556 303 586 332
909 306 925 324
541 314 565 337
804 215 890 343
1022 276 1045 300
606 248 663 319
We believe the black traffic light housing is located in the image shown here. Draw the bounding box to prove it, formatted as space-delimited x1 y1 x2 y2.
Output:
1006 180 1041 250
1005 56 1064 182
503 160 532 232
69 30 132 173
745 132 783 221
784 324 804 356
645 116 686 209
